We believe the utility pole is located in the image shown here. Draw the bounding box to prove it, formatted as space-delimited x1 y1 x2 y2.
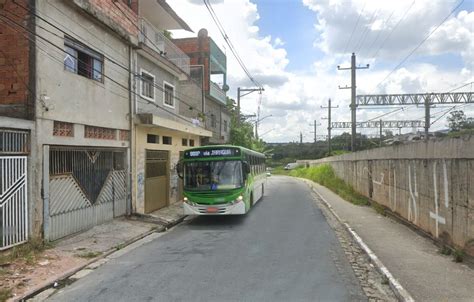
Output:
424 95 431 140
237 87 264 125
309 120 321 143
338 53 370 152
379 119 383 146
321 98 338 155
300 132 303 144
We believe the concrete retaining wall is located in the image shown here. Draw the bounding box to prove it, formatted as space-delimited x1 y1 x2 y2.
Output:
298 136 474 256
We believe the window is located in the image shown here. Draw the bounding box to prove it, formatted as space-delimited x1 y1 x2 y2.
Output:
163 136 172 145
182 138 188 146
147 134 159 144
189 139 195 146
140 70 155 101
224 120 228 132
164 82 174 107
64 37 103 82
211 114 216 128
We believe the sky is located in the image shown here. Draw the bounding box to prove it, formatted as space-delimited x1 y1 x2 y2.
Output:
169 0 474 143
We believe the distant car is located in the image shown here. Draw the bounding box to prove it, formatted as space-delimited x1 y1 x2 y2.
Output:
266 171 272 176
284 163 299 170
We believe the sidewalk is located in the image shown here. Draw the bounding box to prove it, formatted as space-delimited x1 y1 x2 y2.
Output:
2 203 186 302
305 179 474 302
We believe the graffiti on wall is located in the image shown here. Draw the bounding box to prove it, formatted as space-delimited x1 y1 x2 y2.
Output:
407 164 419 224
429 160 449 238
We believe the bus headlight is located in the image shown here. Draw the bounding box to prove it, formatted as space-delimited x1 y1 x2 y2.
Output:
231 195 243 205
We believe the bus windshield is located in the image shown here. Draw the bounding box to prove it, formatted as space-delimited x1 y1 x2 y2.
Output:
184 161 243 191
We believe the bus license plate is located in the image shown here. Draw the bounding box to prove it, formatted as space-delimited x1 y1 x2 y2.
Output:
207 207 218 213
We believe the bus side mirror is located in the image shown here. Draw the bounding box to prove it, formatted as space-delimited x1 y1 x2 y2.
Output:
243 161 251 174
177 161 184 179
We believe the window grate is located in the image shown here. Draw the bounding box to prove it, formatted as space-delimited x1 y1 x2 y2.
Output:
0 129 30 154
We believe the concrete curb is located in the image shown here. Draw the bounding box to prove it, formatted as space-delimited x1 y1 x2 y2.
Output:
17 214 187 301
303 179 415 302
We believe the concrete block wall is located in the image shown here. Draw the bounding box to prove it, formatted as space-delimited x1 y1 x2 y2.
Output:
299 136 474 256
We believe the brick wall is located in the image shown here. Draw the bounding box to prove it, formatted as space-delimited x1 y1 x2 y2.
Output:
0 0 34 120
173 35 211 92
70 0 139 42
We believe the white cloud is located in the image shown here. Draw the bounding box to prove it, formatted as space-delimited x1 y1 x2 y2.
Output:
168 0 473 142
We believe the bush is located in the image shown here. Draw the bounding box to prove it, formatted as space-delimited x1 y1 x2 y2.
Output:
290 164 369 206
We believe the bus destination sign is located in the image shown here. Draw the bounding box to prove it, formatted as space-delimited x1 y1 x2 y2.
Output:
185 148 240 159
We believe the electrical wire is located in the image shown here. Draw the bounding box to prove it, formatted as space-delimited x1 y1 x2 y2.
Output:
342 1 366 56
447 81 474 93
364 9 396 57
365 107 405 122
372 0 465 92
370 0 415 59
354 7 380 53
0 15 205 126
202 0 262 88
12 1 211 115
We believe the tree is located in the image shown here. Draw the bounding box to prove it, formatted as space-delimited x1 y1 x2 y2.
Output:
447 110 474 131
226 97 271 154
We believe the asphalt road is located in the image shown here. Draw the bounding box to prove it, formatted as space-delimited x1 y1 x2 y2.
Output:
48 176 366 302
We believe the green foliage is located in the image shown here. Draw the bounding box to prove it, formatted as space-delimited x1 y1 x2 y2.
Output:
439 245 452 256
271 166 291 175
163 30 173 39
0 237 52 266
76 251 103 259
447 110 474 132
290 164 369 206
453 249 464 263
227 97 270 154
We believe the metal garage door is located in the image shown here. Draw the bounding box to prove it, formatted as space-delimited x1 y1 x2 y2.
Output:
145 150 169 213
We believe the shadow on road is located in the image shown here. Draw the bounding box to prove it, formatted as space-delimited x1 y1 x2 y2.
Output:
186 214 247 230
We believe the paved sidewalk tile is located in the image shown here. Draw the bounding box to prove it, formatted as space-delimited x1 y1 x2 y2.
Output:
308 180 474 302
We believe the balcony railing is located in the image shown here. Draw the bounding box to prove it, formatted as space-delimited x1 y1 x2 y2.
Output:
139 18 190 75
209 81 227 105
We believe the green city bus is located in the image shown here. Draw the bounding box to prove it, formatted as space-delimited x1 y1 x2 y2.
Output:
177 145 266 215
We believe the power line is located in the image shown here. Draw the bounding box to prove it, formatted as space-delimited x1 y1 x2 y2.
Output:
342 1 366 56
364 9 396 56
366 107 404 121
372 0 465 92
354 7 380 53
0 15 205 126
448 81 474 93
370 0 415 59
11 1 213 118
202 0 262 88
